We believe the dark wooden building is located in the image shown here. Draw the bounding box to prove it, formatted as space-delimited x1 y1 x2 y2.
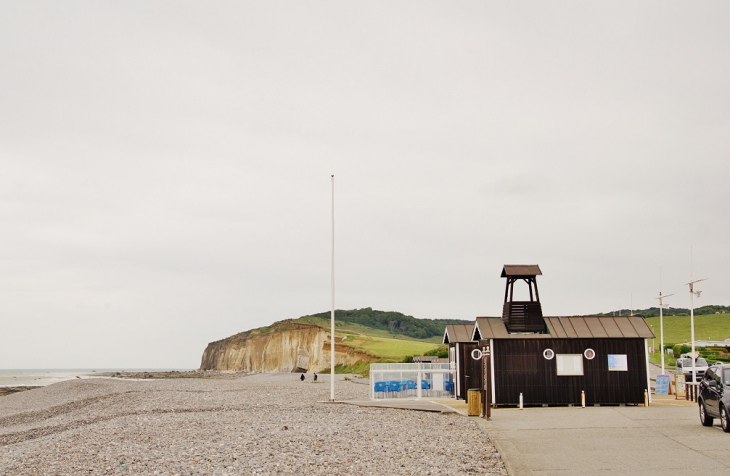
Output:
443 324 479 401
446 265 655 406
472 315 653 406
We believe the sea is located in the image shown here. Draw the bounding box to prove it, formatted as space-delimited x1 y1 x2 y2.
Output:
0 369 192 387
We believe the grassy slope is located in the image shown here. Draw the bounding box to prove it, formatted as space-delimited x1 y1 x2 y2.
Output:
296 315 443 361
645 312 730 367
644 313 730 345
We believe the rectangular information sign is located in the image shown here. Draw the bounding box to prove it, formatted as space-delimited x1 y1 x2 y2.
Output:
655 375 670 395
608 354 628 371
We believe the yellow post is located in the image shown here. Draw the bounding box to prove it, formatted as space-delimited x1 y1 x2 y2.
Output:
581 390 585 408
467 389 482 416
644 389 648 407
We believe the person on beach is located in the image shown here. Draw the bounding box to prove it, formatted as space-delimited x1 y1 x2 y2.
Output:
300 373 305 381
313 373 318 382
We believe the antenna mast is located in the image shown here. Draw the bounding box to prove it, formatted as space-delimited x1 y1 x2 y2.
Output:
687 247 707 384
656 283 673 374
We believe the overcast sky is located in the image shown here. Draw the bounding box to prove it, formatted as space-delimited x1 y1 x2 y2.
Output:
1 2 728 369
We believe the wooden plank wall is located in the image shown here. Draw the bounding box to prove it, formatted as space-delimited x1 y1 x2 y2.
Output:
493 338 647 405
456 342 482 402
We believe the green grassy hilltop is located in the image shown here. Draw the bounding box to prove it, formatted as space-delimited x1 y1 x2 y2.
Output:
644 312 730 345
644 312 730 366
293 308 470 365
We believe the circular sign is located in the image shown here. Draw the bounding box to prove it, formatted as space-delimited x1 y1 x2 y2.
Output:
543 348 555 360
584 348 596 360
471 348 483 360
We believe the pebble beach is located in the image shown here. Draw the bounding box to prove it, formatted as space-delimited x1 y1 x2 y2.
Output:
0 373 505 475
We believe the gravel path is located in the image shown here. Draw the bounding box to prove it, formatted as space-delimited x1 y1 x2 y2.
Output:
0 374 505 475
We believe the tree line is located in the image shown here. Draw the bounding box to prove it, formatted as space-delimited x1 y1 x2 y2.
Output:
593 305 730 318
308 307 471 339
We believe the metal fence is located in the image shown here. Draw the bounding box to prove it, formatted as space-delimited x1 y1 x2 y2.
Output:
370 363 455 400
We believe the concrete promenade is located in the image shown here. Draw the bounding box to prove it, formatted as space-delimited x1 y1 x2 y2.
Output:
475 397 730 476
344 391 730 475
345 366 730 475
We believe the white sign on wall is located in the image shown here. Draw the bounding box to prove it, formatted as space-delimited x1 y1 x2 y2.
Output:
556 354 584 376
608 354 628 371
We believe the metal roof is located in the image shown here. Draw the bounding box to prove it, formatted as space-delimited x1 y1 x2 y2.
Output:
443 324 475 344
501 265 542 277
473 316 654 340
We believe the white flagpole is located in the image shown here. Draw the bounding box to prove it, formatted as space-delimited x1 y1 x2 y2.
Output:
330 174 335 402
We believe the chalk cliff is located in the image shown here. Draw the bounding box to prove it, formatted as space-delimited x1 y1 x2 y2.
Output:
199 320 373 372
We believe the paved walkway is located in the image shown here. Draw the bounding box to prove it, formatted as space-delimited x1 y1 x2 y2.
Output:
340 392 730 475
476 397 730 476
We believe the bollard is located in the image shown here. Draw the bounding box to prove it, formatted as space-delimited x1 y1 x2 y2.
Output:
644 389 648 407
519 393 523 410
581 390 585 408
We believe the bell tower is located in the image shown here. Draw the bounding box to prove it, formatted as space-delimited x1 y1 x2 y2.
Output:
501 264 545 333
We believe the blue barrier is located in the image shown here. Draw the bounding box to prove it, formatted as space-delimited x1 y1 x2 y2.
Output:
372 376 454 399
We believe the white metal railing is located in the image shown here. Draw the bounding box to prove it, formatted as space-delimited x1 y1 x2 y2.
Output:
370 363 455 400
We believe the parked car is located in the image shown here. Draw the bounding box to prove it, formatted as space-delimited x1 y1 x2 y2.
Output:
676 357 709 382
698 363 730 432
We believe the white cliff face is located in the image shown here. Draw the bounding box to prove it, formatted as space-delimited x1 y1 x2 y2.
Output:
200 321 372 372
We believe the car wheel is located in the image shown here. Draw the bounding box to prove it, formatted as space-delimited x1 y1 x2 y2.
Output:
721 405 730 433
700 400 714 427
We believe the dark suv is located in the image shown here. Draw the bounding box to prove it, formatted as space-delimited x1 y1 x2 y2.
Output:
698 363 730 432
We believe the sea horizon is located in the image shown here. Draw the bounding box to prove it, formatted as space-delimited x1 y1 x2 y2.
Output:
0 368 195 387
